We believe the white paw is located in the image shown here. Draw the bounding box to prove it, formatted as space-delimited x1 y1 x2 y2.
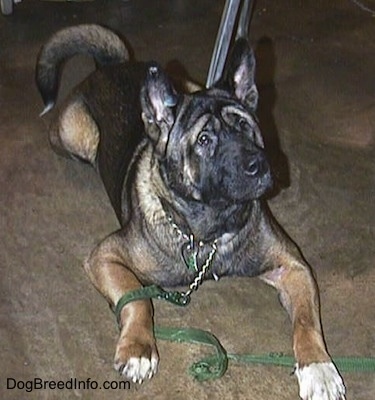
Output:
295 362 346 400
117 356 158 384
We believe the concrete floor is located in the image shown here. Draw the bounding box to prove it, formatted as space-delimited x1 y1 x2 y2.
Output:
1 0 374 399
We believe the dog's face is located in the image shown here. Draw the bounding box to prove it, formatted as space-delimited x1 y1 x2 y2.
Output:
141 39 272 206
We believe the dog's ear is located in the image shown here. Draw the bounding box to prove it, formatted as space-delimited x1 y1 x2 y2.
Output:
141 63 178 157
221 38 258 111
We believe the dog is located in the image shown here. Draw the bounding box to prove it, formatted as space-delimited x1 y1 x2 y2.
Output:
35 24 346 399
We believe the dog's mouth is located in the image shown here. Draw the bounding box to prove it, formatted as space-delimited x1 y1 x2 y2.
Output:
244 162 273 198
232 172 273 202
215 149 273 202
199 166 273 205
252 171 273 197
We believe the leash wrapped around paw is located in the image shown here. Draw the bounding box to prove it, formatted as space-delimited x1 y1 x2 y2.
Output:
114 285 191 327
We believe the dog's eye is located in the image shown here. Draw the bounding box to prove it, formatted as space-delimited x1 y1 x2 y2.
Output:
197 132 211 147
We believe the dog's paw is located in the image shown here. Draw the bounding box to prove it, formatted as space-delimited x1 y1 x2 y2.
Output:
114 338 159 384
295 362 346 400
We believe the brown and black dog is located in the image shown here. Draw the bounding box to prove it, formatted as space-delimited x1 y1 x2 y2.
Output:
36 24 345 399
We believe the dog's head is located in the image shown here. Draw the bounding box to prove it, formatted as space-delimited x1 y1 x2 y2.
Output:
141 39 272 206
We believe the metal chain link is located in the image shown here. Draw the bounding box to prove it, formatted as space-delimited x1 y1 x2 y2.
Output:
183 240 218 298
167 215 219 301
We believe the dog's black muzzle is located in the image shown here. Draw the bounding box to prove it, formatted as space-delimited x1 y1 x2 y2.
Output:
213 144 273 202
244 150 270 178
243 148 273 198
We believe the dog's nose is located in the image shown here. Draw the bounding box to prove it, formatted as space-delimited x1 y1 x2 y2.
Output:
245 152 268 177
247 158 259 176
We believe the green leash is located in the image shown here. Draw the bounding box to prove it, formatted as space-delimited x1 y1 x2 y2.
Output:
114 284 375 381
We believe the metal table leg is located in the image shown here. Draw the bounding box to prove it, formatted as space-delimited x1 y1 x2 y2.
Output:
206 0 254 88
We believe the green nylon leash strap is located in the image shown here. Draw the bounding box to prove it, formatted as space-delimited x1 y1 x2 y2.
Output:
154 326 228 381
114 284 190 326
114 285 375 381
155 328 375 379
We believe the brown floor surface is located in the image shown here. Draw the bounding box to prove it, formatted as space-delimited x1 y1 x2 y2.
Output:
1 0 374 399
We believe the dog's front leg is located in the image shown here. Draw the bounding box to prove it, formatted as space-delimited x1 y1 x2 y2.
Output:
260 251 346 400
84 234 158 383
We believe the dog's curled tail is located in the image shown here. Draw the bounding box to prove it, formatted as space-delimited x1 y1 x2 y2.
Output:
35 24 129 116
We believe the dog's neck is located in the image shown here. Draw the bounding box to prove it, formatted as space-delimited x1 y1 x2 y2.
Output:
161 196 254 244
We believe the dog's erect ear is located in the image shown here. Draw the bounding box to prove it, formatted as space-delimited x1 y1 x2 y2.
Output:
221 38 258 111
141 63 178 157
